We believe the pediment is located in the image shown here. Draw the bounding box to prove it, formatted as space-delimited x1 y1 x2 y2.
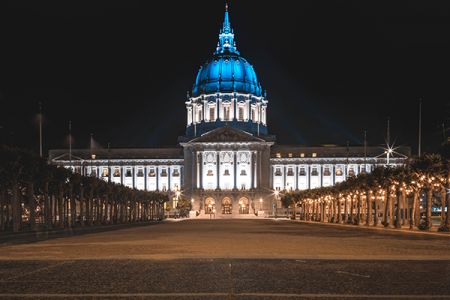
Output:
189 126 266 143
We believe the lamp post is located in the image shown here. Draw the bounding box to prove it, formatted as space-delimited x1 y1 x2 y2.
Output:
274 190 280 218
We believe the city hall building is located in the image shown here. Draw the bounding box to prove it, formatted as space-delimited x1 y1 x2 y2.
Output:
49 6 408 217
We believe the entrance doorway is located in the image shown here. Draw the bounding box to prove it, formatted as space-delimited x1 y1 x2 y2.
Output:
222 197 232 214
239 197 249 214
205 197 215 214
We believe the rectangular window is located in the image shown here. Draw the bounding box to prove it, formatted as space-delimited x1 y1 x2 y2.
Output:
224 106 230 120
287 168 294 176
299 168 306 176
312 153 317 158
238 107 244 121
172 169 180 177
209 107 215 121
125 168 132 177
240 169 247 176
207 169 214 176
335 167 343 176
160 169 168 177
113 168 121 177
148 169 156 177
275 168 282 176
323 167 331 176
311 168 318 176
137 168 144 177
348 167 355 177
102 167 109 177
300 153 305 158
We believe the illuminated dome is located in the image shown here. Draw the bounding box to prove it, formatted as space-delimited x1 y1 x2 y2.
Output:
192 5 262 97
185 4 268 138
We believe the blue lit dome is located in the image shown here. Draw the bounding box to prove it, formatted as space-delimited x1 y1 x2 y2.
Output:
192 54 262 97
192 5 262 97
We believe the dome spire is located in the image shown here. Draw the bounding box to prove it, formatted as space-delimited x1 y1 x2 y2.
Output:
215 3 239 55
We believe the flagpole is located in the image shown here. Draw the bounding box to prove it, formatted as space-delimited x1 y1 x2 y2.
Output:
39 101 43 158
418 98 422 157
69 121 72 166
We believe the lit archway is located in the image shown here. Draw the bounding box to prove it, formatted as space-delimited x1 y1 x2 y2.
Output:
222 197 232 214
238 197 249 214
205 197 215 214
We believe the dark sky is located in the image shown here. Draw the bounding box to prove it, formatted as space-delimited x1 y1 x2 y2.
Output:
1 0 449 155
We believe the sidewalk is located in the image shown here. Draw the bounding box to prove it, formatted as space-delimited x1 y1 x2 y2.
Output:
0 221 161 245
288 218 450 237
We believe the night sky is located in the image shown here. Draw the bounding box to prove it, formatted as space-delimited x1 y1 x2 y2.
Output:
1 0 449 155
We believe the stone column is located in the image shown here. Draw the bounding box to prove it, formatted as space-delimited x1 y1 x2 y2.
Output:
196 152 200 189
156 166 159 191
168 166 171 191
233 151 237 189
216 151 220 190
251 151 255 189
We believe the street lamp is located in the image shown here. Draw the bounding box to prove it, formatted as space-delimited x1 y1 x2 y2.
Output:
274 190 280 218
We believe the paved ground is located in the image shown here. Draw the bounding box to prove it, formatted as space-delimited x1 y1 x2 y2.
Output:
0 219 449 299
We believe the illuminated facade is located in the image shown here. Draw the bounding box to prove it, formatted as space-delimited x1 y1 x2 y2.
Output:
49 6 409 217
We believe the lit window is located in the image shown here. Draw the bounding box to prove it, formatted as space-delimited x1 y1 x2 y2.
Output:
207 170 214 176
125 168 132 177
299 168 306 176
312 153 317 158
300 153 305 158
288 153 293 158
323 167 331 176
137 168 144 177
335 167 343 176
275 168 282 176
276 153 281 158
172 169 180 177
311 168 318 176
348 167 355 177
102 167 109 177
287 168 294 176
224 106 230 120
209 107 215 121
148 169 156 177
238 107 244 121
113 168 121 177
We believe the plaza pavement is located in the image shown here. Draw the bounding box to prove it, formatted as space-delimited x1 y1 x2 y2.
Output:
0 219 449 299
